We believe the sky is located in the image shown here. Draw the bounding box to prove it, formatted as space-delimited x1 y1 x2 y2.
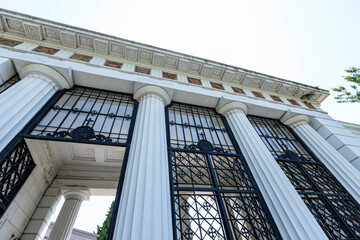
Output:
1 0 359 233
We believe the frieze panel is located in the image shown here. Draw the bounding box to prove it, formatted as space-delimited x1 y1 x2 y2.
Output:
78 35 94 48
189 62 201 72
278 84 297 95
242 76 263 88
94 39 108 55
138 49 152 62
125 46 138 61
200 64 212 77
261 80 281 91
222 70 235 82
233 73 245 83
152 52 165 66
44 27 61 40
177 58 190 72
211 68 223 78
60 31 77 48
164 55 178 68
5 17 24 32
110 43 125 56
23 23 42 40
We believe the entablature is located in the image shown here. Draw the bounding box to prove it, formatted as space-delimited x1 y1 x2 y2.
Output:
0 8 329 105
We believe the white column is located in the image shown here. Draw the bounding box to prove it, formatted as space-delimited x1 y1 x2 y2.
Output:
114 85 173 240
281 114 360 204
0 64 71 152
0 57 15 85
216 102 327 240
48 187 90 240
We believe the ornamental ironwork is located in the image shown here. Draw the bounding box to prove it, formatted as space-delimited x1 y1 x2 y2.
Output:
248 115 360 239
30 87 135 144
0 140 35 217
167 103 281 240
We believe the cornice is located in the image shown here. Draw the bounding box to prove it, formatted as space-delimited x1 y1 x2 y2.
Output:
0 8 329 104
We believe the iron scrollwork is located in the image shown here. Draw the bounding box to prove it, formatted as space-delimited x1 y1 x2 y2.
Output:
47 118 112 142
184 139 228 153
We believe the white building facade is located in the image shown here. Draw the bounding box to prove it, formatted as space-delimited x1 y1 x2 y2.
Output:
0 9 359 240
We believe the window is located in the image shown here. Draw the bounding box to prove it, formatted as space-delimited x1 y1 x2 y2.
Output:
248 116 360 239
167 103 281 240
0 140 35 218
30 87 136 145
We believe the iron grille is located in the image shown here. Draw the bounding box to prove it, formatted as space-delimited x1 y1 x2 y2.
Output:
0 74 20 94
168 103 235 154
0 140 35 217
167 103 281 240
248 116 360 239
30 87 135 144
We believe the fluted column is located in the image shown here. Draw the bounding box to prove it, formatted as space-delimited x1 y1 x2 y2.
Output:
216 102 327 240
0 64 71 152
282 114 360 204
114 85 173 240
48 187 90 240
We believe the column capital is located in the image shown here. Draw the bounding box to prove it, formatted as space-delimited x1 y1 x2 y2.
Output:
216 101 247 116
20 63 72 90
281 114 309 127
133 85 171 105
61 187 90 201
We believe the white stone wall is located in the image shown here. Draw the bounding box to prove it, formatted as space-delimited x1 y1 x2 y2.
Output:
0 166 51 240
310 116 360 170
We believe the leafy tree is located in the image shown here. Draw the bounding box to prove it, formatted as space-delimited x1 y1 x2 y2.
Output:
332 67 360 103
96 201 115 240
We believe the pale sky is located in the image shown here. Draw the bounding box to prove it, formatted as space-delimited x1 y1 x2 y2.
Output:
1 0 359 233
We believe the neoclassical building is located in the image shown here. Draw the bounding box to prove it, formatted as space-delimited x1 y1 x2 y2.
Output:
0 9 359 240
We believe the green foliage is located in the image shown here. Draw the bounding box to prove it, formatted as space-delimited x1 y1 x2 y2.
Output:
96 201 115 240
332 67 360 103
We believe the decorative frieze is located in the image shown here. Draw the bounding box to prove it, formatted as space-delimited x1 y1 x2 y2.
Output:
287 99 300 106
200 64 213 77
187 77 201 85
222 70 235 82
270 95 283 102
0 37 22 47
104 59 123 69
252 91 265 99
210 82 224 90
152 53 165 67
78 35 94 48
60 31 77 48
43 27 61 41
0 9 330 105
33 46 59 55
110 43 125 56
162 71 177 80
125 46 137 61
135 66 151 75
304 102 315 109
231 86 245 94
23 23 42 40
177 58 190 72
94 39 108 55
5 17 24 32
138 49 152 63
164 55 178 68
70 53 93 62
